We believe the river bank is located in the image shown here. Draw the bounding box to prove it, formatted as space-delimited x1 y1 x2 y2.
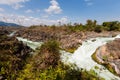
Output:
1 27 120 79
14 32 120 80
59 34 120 80
92 38 120 76
1 26 120 53
13 27 120 53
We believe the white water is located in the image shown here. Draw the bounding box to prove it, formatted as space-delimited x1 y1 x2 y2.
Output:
61 34 120 80
8 31 16 37
17 37 43 50
15 34 120 80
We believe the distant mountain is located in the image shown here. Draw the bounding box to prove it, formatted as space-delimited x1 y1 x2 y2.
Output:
0 21 21 27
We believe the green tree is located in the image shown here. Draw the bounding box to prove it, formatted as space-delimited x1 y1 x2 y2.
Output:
86 20 97 31
102 21 119 31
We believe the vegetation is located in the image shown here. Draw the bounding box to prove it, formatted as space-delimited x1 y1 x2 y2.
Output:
33 40 60 69
17 62 104 80
16 40 104 80
29 20 120 33
92 49 117 76
0 33 105 79
1 19 120 79
0 31 32 80
102 63 117 76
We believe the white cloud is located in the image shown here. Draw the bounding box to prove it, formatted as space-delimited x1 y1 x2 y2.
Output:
13 4 24 9
57 17 68 24
84 0 93 6
45 0 62 14
87 2 93 6
0 8 4 12
25 9 33 13
25 9 41 13
0 0 29 5
0 0 29 9
0 14 68 26
36 9 41 12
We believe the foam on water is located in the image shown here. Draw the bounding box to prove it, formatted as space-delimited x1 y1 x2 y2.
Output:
60 35 120 80
16 34 120 80
17 37 43 50
8 31 16 37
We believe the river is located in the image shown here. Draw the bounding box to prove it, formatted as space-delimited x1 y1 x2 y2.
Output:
10 31 120 80
61 35 120 80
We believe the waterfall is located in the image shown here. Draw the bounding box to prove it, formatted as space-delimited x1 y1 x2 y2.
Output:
16 34 120 80
61 35 120 80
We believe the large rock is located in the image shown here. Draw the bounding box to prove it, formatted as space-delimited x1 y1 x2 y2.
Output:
95 39 120 76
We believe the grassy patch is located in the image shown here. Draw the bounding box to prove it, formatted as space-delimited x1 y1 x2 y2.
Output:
65 47 77 53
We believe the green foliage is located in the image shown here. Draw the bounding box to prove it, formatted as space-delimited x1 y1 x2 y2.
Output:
65 48 76 53
29 25 38 29
27 19 120 32
40 40 59 54
102 55 108 61
103 63 117 76
102 21 120 31
17 61 104 80
0 33 31 80
67 20 120 32
33 40 60 70
94 66 99 69
85 20 97 31
67 23 85 32
17 39 104 80
94 25 102 33
92 49 117 77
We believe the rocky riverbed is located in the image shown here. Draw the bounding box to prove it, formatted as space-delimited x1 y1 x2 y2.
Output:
1 26 120 79
93 38 120 76
13 27 120 52
1 26 120 52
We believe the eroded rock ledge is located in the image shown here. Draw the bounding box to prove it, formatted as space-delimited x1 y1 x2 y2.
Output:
92 38 120 76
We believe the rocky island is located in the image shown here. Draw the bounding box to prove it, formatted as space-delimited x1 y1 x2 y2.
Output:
92 38 120 76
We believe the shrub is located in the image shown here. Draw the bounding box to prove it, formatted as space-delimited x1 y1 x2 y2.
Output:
33 40 60 69
94 25 102 33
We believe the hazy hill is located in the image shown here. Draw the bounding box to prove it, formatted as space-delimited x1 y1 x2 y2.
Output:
0 21 20 27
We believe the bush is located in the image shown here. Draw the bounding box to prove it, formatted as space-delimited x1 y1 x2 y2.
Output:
33 40 60 69
94 25 102 33
0 34 32 80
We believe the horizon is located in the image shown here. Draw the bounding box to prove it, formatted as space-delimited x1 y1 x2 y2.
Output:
0 0 120 26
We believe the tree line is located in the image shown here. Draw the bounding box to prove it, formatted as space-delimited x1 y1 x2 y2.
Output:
66 20 120 32
29 20 120 33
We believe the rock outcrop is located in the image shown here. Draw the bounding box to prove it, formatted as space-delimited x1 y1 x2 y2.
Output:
94 39 120 76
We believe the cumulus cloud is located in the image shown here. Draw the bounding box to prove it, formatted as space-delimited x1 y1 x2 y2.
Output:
13 4 24 9
36 9 41 12
0 8 4 12
57 17 68 24
25 9 33 13
45 0 62 14
0 14 68 26
0 0 29 9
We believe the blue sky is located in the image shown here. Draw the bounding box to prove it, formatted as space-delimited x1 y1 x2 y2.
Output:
0 0 120 26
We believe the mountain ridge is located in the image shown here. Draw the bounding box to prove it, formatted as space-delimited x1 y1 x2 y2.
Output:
0 21 21 27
